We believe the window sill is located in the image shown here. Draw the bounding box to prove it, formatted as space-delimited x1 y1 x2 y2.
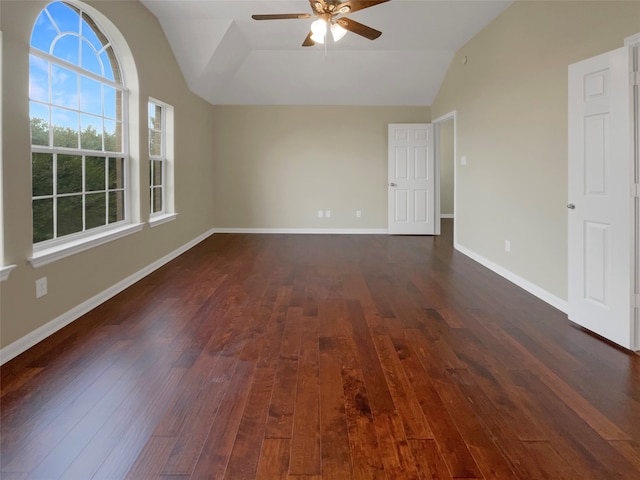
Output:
29 223 144 268
149 212 177 228
0 265 17 282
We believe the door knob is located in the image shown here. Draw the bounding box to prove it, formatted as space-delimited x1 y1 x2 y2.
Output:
390 183 397 187
567 203 575 209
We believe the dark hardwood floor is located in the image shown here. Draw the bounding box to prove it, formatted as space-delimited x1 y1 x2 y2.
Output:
2 220 640 479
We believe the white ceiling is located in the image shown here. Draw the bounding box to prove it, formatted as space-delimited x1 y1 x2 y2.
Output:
140 0 512 106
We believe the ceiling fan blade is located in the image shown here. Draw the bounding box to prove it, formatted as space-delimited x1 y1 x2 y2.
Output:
252 13 312 20
336 17 382 40
302 31 316 47
335 0 391 14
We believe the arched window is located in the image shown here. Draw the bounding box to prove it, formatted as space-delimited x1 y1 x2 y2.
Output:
29 1 127 246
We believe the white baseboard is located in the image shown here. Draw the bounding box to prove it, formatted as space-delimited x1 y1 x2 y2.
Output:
215 227 389 234
0 228 216 365
454 242 568 313
440 214 455 219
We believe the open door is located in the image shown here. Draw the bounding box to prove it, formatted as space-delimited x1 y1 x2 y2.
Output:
568 45 637 350
388 124 435 235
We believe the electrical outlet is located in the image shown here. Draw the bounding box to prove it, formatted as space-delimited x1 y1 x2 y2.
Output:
36 277 47 298
461 155 467 166
356 210 362 218
505 240 511 253
325 210 331 218
318 210 323 218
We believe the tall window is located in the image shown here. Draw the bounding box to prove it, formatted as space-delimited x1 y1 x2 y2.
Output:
148 100 165 216
148 98 175 225
29 1 127 245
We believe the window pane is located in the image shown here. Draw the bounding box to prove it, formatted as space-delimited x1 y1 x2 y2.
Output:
82 13 108 52
153 160 163 186
104 119 117 152
149 103 162 129
29 55 49 102
101 46 120 83
57 154 82 194
80 76 102 115
52 34 80 67
31 11 58 53
149 129 161 156
152 187 163 214
51 64 78 108
108 157 124 189
33 198 54 243
108 191 124 223
30 103 50 146
86 192 106 229
48 2 80 34
104 85 116 119
86 156 106 191
100 48 116 82
80 39 102 76
81 114 103 150
52 108 79 148
57 195 83 236
32 153 54 196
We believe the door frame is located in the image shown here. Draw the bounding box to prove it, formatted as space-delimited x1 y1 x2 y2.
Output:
433 111 457 242
625 33 640 350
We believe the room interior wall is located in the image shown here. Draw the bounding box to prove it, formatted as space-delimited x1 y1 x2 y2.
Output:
212 105 430 230
438 119 454 216
0 0 216 352
431 0 640 302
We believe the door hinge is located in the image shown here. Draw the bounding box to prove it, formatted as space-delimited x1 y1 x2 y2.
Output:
633 294 640 309
634 71 640 87
634 183 640 198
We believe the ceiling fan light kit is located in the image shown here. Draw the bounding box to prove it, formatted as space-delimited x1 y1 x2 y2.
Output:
252 0 390 47
310 18 328 43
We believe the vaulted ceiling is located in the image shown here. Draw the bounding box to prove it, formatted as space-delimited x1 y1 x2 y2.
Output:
140 0 512 106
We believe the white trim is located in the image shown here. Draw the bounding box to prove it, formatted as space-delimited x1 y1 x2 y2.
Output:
454 242 569 313
149 212 177 228
1 228 216 365
440 214 454 219
29 222 144 268
624 32 640 46
432 111 457 244
0 265 16 282
214 228 389 235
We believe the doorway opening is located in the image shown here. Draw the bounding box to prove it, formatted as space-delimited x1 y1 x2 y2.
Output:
434 112 456 244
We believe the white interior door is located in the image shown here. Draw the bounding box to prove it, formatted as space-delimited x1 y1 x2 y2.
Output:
388 124 435 235
568 46 636 350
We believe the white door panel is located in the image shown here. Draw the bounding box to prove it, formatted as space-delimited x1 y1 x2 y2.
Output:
388 124 434 235
568 46 636 349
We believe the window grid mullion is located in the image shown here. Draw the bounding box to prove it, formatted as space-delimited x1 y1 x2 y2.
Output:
53 153 58 240
82 155 86 231
104 157 108 226
30 48 125 91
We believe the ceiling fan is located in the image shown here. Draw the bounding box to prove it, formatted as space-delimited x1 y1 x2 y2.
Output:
252 0 391 47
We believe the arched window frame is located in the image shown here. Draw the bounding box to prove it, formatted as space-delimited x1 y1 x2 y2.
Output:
28 1 142 267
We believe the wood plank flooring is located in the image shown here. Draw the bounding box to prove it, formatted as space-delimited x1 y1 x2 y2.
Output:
2 220 640 479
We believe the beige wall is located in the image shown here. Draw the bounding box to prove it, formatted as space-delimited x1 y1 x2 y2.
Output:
212 105 430 230
1 0 216 350
438 119 454 216
432 0 640 301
